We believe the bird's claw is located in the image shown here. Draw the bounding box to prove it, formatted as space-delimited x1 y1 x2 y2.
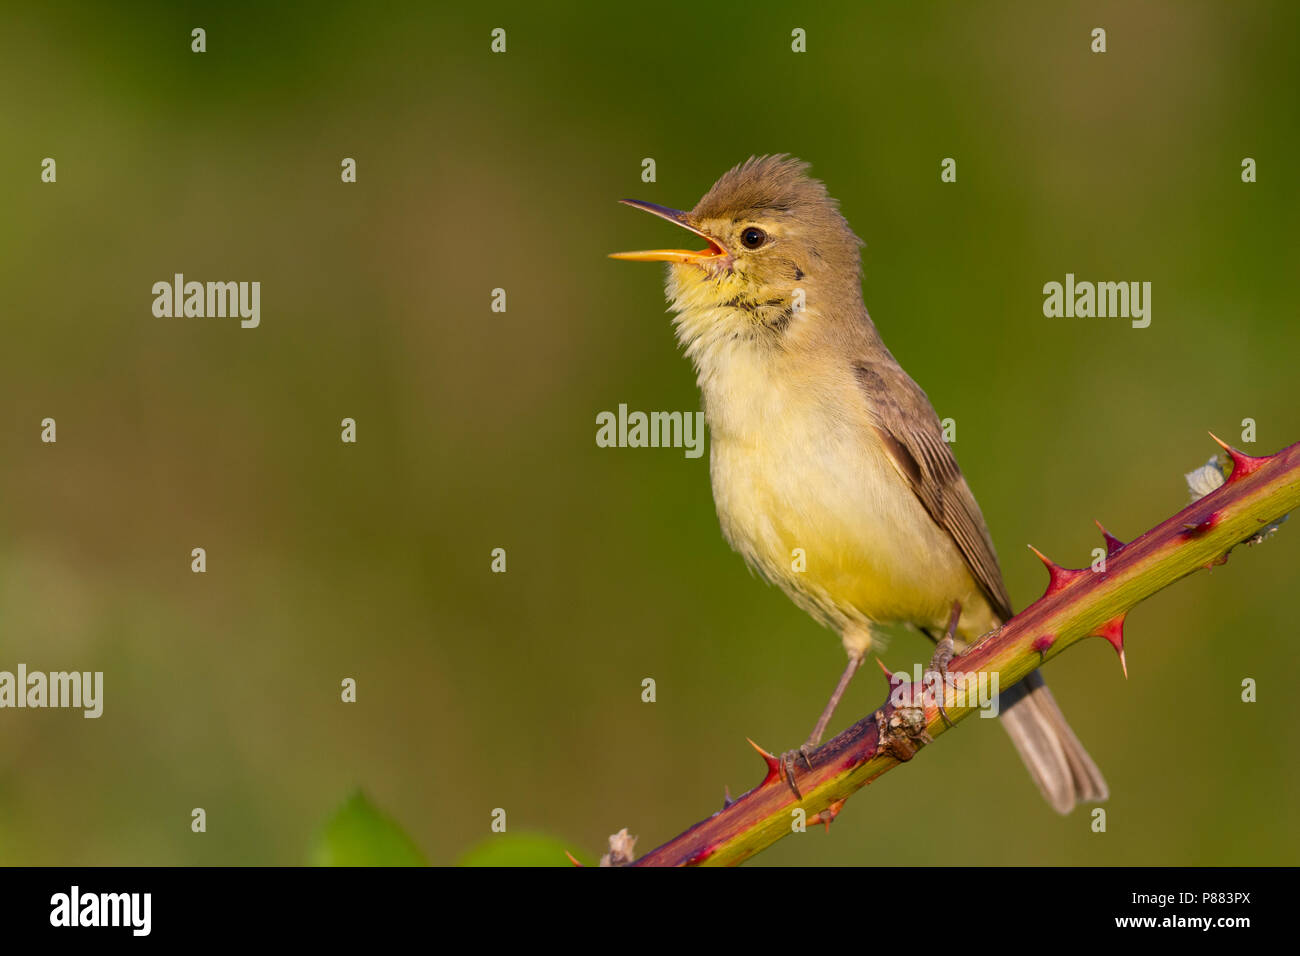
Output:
926 602 962 727
925 637 956 727
778 744 816 799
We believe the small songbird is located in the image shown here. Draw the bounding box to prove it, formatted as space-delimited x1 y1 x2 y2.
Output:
611 155 1107 812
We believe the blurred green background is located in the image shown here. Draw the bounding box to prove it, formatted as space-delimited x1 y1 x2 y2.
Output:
1 1 1297 865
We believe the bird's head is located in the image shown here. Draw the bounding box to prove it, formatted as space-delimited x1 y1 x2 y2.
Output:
611 155 863 351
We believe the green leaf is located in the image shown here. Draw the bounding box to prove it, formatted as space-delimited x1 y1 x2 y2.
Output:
311 791 427 866
457 832 590 867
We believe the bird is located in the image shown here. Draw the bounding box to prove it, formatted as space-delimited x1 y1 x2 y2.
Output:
610 155 1107 813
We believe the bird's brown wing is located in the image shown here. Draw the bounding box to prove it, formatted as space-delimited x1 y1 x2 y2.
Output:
854 359 1107 815
853 359 1014 623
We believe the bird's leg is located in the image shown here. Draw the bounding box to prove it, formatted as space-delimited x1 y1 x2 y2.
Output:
780 651 865 798
925 601 963 727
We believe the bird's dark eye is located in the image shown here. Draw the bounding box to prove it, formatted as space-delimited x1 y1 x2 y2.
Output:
741 227 767 249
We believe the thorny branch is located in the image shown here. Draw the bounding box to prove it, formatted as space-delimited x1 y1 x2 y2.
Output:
601 436 1298 867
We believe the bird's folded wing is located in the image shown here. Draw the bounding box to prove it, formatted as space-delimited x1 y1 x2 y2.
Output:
853 358 1014 623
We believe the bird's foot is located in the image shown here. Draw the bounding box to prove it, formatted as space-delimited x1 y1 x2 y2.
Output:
924 601 962 727
925 641 955 727
778 743 816 799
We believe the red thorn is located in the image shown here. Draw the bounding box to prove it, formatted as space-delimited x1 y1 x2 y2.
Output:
874 657 899 688
1031 633 1057 659
746 737 782 788
1208 432 1268 483
565 850 584 867
808 798 847 832
1094 520 1125 556
686 843 720 866
1093 614 1128 678
1182 513 1220 538
1028 545 1088 595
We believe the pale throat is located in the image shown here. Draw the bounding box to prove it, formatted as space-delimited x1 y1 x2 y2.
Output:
664 264 800 392
670 309 825 452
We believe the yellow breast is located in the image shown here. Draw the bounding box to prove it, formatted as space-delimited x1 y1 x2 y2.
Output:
697 330 993 639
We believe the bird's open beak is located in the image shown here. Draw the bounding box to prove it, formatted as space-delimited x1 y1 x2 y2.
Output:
609 199 728 264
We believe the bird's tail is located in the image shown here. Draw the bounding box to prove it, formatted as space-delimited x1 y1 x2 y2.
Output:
996 669 1108 814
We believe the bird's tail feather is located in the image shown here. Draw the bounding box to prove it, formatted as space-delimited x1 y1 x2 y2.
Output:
997 670 1108 814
